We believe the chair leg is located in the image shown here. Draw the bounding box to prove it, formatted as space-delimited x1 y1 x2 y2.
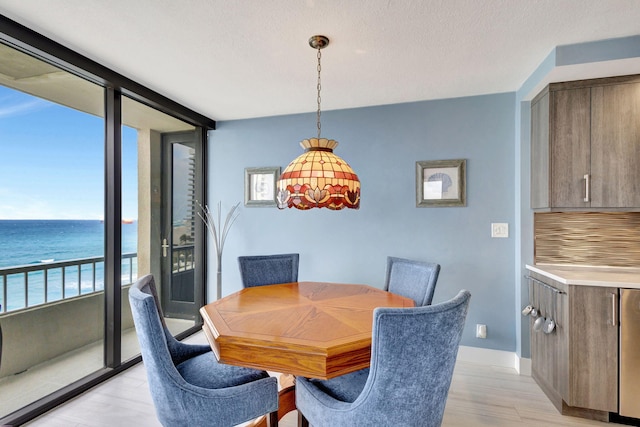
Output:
297 411 309 427
266 410 279 427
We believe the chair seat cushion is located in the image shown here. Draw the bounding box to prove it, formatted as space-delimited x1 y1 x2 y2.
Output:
176 350 269 389
307 368 369 403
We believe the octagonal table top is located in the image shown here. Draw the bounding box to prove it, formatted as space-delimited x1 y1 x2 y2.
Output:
200 281 415 380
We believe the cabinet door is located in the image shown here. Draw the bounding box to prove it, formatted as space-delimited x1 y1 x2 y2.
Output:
591 82 640 207
532 294 568 399
529 275 568 410
549 88 591 208
568 286 618 412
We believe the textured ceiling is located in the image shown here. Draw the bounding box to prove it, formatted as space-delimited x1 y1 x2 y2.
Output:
0 0 639 121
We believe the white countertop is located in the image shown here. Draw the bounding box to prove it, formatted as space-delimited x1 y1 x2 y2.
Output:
526 264 640 289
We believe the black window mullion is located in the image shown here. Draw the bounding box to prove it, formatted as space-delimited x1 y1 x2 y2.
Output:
194 127 206 318
104 86 122 368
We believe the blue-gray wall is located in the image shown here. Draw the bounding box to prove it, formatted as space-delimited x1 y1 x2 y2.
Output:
208 92 516 351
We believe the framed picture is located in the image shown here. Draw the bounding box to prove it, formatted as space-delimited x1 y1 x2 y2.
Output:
244 167 280 207
416 159 466 207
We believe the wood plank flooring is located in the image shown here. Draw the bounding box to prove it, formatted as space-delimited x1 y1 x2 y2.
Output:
25 333 620 427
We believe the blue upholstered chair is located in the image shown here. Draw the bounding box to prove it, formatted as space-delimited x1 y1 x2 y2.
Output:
296 289 471 427
385 256 441 306
238 253 299 288
0 315 3 372
129 274 279 427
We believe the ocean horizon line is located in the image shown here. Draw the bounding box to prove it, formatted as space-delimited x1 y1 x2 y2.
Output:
0 218 137 222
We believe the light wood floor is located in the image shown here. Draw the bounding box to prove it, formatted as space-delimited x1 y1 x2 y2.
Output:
25 333 621 427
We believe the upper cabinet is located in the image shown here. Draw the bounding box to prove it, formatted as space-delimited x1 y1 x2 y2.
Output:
531 75 640 210
591 82 640 207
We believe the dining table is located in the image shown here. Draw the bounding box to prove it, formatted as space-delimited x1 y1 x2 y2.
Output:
199 281 415 425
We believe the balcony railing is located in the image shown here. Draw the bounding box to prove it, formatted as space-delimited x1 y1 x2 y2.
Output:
0 253 137 314
172 244 195 273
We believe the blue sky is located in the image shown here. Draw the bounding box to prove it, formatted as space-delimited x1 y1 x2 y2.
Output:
0 85 138 220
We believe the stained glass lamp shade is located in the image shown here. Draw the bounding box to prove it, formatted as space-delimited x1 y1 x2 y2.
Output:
276 138 360 210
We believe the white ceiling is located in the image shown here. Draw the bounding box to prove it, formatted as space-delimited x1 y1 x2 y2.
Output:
1 0 639 121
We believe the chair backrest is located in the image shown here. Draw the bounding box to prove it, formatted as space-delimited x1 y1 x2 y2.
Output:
0 318 3 372
238 253 299 288
384 256 440 306
129 275 195 422
362 290 471 426
131 272 168 328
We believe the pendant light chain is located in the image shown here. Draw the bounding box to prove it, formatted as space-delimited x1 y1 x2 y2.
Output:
316 45 322 139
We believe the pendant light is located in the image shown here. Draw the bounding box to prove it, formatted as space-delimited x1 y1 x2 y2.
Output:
276 35 360 210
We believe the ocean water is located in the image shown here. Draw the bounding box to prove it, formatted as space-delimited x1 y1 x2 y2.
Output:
0 220 138 311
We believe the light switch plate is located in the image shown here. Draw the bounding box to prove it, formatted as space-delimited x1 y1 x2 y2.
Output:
491 223 509 238
476 324 487 339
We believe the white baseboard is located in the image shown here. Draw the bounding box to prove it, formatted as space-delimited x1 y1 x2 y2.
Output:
457 345 531 376
515 354 532 376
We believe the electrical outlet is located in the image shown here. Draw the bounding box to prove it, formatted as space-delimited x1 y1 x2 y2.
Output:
491 223 509 238
476 324 487 339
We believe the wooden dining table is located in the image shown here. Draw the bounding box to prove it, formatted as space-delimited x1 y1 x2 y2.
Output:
199 281 414 424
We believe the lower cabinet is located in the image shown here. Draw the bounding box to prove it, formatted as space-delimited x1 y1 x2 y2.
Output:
528 273 618 419
566 285 618 413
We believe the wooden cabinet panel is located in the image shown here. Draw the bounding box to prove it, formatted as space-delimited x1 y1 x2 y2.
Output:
549 88 591 208
591 82 640 207
528 273 568 411
532 296 569 402
531 92 550 209
531 87 590 209
567 286 618 412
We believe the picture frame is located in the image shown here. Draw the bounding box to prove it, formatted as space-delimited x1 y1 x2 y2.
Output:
244 167 280 207
416 159 466 207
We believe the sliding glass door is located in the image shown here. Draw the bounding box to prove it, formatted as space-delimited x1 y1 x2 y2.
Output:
0 15 212 425
161 131 204 322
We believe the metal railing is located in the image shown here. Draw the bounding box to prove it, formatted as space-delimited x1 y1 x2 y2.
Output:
0 253 137 314
172 245 195 273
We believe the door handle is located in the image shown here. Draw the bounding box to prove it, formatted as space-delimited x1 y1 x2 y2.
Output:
162 238 169 258
583 174 590 202
610 292 617 326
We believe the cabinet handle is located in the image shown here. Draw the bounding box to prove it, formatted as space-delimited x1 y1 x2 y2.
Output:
583 174 590 202
610 292 617 326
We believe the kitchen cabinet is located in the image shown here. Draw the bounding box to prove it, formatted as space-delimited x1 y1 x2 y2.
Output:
566 285 618 413
531 75 640 210
527 272 618 418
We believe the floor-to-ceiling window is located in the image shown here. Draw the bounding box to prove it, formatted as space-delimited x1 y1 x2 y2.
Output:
0 42 107 418
0 15 213 425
